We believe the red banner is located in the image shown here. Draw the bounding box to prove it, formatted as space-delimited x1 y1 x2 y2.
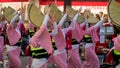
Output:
0 0 28 2
40 1 108 6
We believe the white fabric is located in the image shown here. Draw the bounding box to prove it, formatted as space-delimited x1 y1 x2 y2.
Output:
51 22 58 35
10 14 19 25
43 13 50 26
20 13 25 23
13 11 18 15
31 58 47 68
72 44 79 49
1 21 5 31
58 13 67 27
15 27 21 36
93 18 104 28
72 13 79 22
54 49 66 56
85 43 94 48
6 45 19 52
72 13 79 30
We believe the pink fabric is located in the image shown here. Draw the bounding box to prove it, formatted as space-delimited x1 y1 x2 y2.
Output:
0 21 7 32
6 25 21 45
67 47 82 68
0 36 4 61
86 26 99 43
72 22 85 42
31 24 53 54
29 23 35 31
80 20 87 30
112 35 120 52
40 63 48 68
53 28 66 50
48 50 67 68
8 47 22 68
83 45 100 68
0 26 2 34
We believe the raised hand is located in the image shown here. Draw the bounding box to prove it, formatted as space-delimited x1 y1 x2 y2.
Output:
78 7 82 13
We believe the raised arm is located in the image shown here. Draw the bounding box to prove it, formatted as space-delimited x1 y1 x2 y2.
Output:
51 22 58 35
19 13 25 23
42 13 50 26
58 13 67 27
71 13 79 30
18 6 26 24
93 18 104 28
10 12 19 25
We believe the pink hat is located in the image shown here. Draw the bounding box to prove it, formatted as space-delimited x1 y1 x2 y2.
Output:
112 35 120 52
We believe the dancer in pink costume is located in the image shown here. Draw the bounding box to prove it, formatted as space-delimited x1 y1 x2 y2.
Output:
61 8 85 68
6 7 26 68
82 18 105 68
0 34 4 62
48 13 68 68
29 10 53 68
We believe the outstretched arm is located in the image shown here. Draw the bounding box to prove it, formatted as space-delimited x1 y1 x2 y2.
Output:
51 22 58 35
42 13 50 26
10 12 19 25
58 13 67 28
93 18 104 28
71 13 79 30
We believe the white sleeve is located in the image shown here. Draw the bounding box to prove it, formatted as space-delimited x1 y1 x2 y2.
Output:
51 22 58 35
93 18 104 28
58 13 67 27
71 13 79 30
13 11 18 15
72 13 79 22
20 13 25 23
10 13 19 25
42 13 50 26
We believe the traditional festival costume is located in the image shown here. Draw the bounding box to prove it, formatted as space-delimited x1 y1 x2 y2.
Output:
82 19 104 68
48 13 68 68
6 11 23 68
29 13 53 68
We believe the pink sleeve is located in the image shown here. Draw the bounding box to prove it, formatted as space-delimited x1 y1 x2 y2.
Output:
6 25 21 45
86 26 99 43
53 28 66 50
0 36 4 61
72 22 85 42
80 20 88 30
31 24 53 54
62 27 72 36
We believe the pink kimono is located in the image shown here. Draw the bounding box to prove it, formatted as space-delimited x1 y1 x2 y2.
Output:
29 23 35 31
72 21 86 42
112 35 120 52
30 24 53 54
62 24 84 68
82 26 100 68
48 49 67 68
6 25 22 68
6 24 21 46
48 28 67 68
67 45 82 68
7 46 22 68
53 28 66 50
6 12 23 68
0 36 4 61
